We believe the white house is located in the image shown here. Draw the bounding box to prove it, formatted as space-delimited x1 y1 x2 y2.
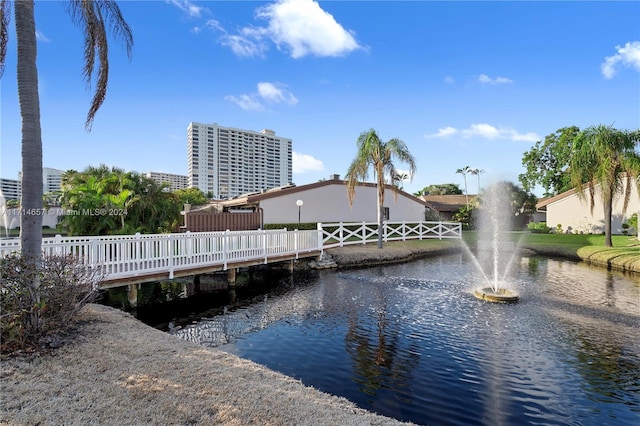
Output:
536 175 639 234
209 174 437 225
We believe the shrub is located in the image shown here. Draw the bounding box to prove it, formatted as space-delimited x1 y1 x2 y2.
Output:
527 222 551 234
0 254 102 355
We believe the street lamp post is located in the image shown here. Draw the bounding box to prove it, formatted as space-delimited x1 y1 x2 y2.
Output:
296 199 303 227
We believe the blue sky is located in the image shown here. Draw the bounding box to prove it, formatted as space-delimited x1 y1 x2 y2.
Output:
1 0 639 197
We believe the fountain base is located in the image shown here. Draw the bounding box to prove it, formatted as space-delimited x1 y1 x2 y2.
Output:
473 287 520 303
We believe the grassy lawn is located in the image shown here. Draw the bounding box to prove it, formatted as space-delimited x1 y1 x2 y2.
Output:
461 231 640 273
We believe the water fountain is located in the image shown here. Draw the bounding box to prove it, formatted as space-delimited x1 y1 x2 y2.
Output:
470 183 520 303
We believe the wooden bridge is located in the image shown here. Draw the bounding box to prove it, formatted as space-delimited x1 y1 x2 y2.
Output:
0 221 461 293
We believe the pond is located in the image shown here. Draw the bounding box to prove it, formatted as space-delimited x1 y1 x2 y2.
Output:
140 253 640 426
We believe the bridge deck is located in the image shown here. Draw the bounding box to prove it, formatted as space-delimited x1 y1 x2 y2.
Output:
101 250 321 288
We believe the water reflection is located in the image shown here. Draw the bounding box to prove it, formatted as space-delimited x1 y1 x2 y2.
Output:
156 254 640 425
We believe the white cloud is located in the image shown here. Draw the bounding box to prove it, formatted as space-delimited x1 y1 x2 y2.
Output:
462 123 502 139
293 152 324 174
426 123 539 142
478 74 513 85
211 0 360 58
444 76 455 84
35 31 50 42
221 33 268 58
426 126 458 138
255 0 361 58
601 41 640 79
257 82 298 105
224 94 264 111
166 0 206 18
226 82 298 110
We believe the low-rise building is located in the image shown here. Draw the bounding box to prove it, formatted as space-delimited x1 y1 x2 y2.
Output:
536 175 639 234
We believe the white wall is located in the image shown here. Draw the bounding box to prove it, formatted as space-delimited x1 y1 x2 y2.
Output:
546 177 639 234
260 184 427 224
1 207 62 230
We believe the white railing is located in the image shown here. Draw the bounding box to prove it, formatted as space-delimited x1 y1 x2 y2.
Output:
0 229 321 282
318 221 461 248
0 221 460 282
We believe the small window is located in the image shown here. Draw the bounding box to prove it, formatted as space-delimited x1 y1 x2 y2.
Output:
383 207 390 221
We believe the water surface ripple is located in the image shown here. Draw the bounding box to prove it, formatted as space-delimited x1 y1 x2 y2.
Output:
170 254 640 426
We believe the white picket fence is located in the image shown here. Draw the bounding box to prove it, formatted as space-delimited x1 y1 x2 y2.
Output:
0 221 461 282
319 221 462 248
0 229 321 282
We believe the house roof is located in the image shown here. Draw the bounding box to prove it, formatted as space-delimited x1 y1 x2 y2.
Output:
419 194 475 213
192 176 438 211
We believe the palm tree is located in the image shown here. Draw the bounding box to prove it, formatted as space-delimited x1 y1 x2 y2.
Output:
345 129 417 249
0 0 133 265
470 168 485 193
456 166 472 206
391 172 409 190
569 125 640 247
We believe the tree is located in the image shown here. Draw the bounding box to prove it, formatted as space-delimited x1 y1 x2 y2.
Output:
345 129 417 249
519 126 580 196
470 168 485 193
456 166 472 206
568 125 640 247
415 183 462 196
174 188 209 207
60 166 181 235
391 172 409 190
0 0 133 266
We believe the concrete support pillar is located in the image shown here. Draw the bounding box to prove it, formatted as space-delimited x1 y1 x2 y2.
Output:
127 284 138 308
227 268 237 287
193 274 201 293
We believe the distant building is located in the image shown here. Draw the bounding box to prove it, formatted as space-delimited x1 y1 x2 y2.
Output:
43 167 64 193
145 171 189 191
187 122 292 199
536 174 639 235
8 167 64 199
0 178 21 201
419 194 477 221
182 174 438 231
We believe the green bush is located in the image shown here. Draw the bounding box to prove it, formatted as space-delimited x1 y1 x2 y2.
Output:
0 254 101 355
527 222 552 234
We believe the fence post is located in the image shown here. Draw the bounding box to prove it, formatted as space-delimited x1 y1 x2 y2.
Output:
223 230 229 270
168 233 174 279
135 232 142 270
262 229 268 262
54 233 62 257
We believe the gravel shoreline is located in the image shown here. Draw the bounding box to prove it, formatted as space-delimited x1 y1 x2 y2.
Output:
1 303 413 426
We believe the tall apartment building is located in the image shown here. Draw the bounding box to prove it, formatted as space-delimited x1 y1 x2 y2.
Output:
145 172 189 192
43 167 64 193
0 178 21 201
187 122 293 199
13 167 64 196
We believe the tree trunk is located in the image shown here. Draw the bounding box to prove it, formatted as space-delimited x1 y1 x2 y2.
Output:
604 189 613 247
376 172 385 249
15 0 43 265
